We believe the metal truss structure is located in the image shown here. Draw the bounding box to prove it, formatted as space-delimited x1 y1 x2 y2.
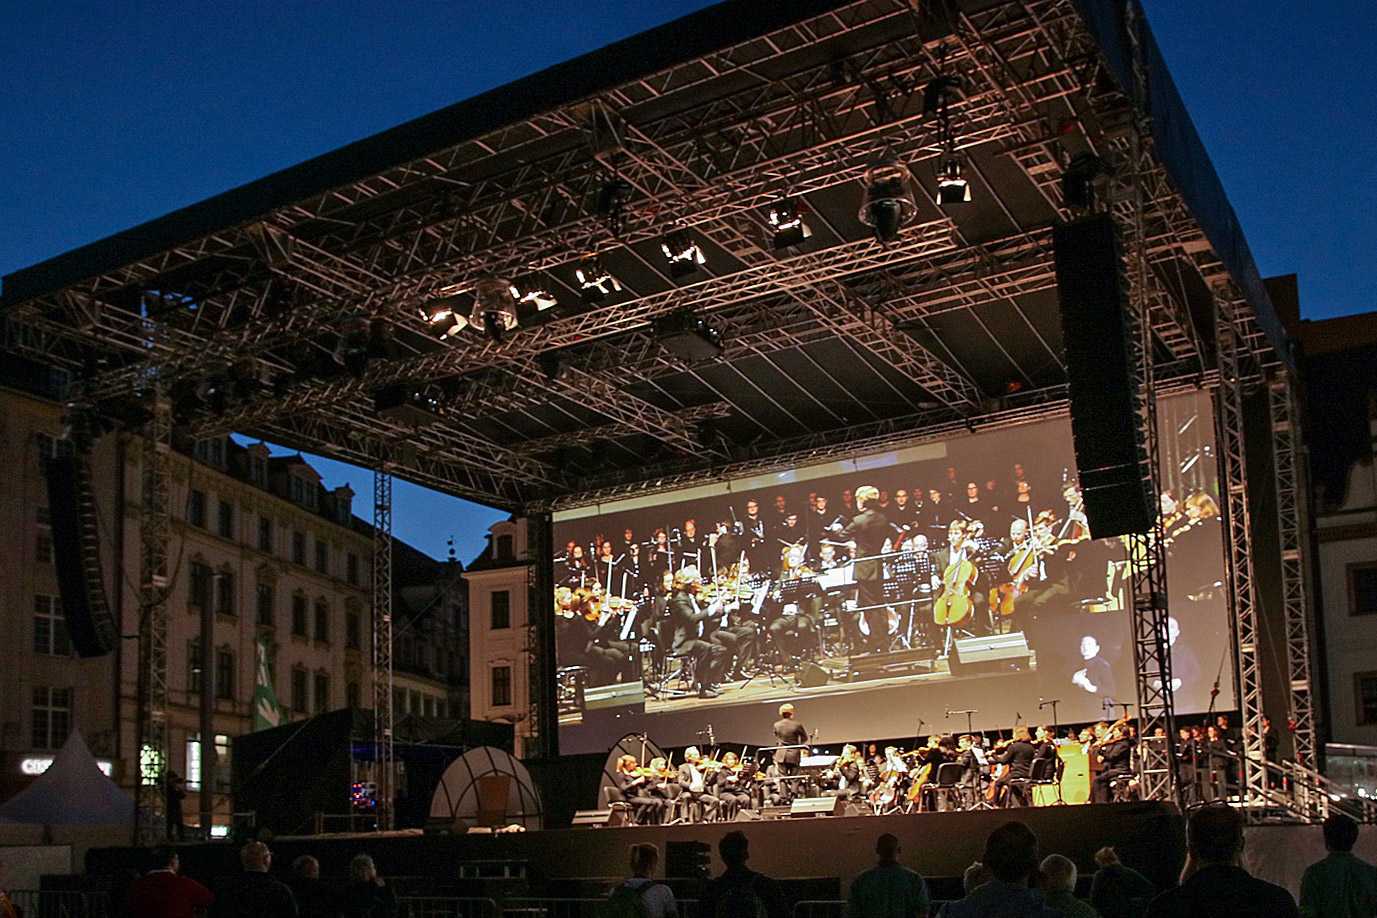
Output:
135 394 173 844
0 0 1316 814
371 469 396 830
1268 371 1316 770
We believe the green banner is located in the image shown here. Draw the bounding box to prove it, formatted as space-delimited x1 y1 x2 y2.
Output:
252 636 283 731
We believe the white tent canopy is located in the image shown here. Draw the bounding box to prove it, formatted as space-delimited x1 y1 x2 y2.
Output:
0 730 134 825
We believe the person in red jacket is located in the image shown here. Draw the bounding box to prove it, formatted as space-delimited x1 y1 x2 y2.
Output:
127 848 214 918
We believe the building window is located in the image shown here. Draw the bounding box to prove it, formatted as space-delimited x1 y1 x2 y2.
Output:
495 533 514 561
189 561 211 609
313 600 330 643
187 641 203 694
1358 672 1377 726
249 454 267 486
315 540 329 575
491 666 512 707
424 696 437 718
214 571 236 616
33 595 71 656
290 474 318 509
347 552 360 586
186 733 231 793
1349 563 1377 617
314 672 330 714
217 500 234 539
256 583 275 627
194 438 226 467
292 668 309 714
346 681 361 709
258 516 273 552
36 506 52 564
215 648 235 700
31 687 72 750
292 531 306 566
188 489 206 527
291 594 308 637
491 590 510 630
346 607 362 650
393 688 406 716
409 690 421 715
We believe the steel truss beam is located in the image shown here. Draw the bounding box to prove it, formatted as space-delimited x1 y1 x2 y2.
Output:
135 393 173 844
371 469 396 831
1268 369 1317 770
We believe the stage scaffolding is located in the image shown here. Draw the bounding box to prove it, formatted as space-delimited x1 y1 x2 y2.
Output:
0 0 1322 818
135 392 173 843
371 469 396 830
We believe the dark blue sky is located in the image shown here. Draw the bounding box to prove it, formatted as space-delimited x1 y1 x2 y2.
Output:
3 1 1372 559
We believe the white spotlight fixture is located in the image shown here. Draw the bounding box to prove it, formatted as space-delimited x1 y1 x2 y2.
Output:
419 296 469 339
660 228 707 279
509 279 557 312
575 257 623 304
936 156 972 205
469 276 518 342
768 198 813 249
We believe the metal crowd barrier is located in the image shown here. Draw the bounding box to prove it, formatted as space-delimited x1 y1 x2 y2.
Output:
399 897 500 918
398 897 704 918
8 889 112 918
792 899 847 918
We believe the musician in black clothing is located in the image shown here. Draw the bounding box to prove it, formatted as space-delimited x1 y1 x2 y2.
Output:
835 485 891 654
666 567 727 698
742 500 771 573
1091 726 1135 803
993 727 1039 807
678 519 704 572
888 489 918 546
614 754 667 825
772 703 810 776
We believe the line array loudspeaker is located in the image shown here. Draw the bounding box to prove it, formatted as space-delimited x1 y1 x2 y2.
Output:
1053 214 1154 538
43 453 117 657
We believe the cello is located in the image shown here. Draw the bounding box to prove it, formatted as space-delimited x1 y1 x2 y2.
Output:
934 523 977 627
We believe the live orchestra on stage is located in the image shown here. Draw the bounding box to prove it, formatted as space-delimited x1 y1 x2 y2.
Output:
601 701 1216 824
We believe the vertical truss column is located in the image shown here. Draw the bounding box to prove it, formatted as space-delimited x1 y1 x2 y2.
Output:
525 511 558 760
135 392 172 844
1214 296 1267 808
371 469 395 831
1120 0 1177 805
1268 370 1317 771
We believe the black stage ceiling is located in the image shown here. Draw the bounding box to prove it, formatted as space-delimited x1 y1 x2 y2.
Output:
1 0 1284 511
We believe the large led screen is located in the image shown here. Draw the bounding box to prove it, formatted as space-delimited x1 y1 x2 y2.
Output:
553 391 1232 755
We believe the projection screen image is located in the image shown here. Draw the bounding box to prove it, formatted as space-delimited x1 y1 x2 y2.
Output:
552 391 1232 755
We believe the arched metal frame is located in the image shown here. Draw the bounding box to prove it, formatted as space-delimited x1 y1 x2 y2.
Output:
430 746 544 831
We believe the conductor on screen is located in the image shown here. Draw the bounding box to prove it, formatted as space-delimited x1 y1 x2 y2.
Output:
832 485 890 654
772 703 810 776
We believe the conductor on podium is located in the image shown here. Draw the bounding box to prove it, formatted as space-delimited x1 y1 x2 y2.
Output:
772 703 809 776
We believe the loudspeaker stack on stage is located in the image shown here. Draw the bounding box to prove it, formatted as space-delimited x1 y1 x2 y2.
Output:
1053 213 1154 538
42 447 117 658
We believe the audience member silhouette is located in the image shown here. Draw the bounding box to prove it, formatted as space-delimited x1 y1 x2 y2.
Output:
1089 847 1155 918
701 832 785 918
1144 804 1296 918
848 834 930 918
938 822 1057 917
1038 855 1096 918
1298 812 1377 918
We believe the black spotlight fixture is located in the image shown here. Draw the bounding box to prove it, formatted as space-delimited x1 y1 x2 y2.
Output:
935 155 972 205
768 198 813 250
575 257 623 304
858 157 918 242
335 314 372 377
659 227 707 279
1061 152 1106 211
595 178 633 237
468 276 518 343
418 295 469 339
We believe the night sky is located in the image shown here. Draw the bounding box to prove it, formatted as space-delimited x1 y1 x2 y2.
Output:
3 1 1371 562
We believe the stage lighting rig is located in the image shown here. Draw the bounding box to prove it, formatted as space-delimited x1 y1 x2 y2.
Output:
509 279 557 312
660 227 707 279
419 296 469 339
596 178 632 237
334 314 373 377
575 257 623 304
469 276 519 342
768 198 812 250
653 309 723 361
858 157 918 243
373 383 444 427
935 156 971 205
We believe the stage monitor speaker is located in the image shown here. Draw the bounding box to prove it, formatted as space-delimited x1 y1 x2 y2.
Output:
1053 214 1153 538
797 662 831 688
789 796 845 817
949 633 1031 675
759 804 793 821
571 809 613 827
43 453 116 658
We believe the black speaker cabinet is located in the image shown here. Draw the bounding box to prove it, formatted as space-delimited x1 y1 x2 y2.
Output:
42 454 116 657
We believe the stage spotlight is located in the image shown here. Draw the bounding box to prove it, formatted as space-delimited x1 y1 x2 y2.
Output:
936 157 972 206
468 276 518 342
419 296 469 339
653 309 723 361
660 228 707 279
575 257 623 304
858 158 918 243
1061 152 1106 211
768 199 812 250
509 279 557 312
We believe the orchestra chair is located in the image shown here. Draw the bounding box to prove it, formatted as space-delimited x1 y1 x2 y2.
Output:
928 762 967 813
652 647 698 699
1030 755 1066 805
1011 757 1057 807
601 785 637 825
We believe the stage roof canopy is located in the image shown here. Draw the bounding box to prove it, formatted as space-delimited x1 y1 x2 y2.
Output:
1 0 1285 510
